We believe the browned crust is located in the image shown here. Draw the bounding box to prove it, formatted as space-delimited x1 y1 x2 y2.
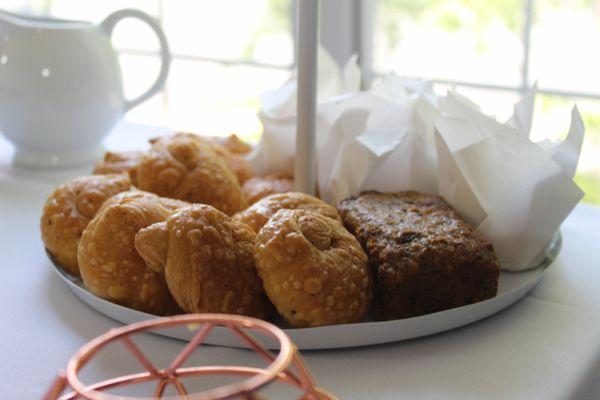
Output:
234 192 342 233
136 133 247 215
40 173 131 276
136 204 271 318
78 191 189 315
214 134 253 155
242 173 293 205
93 151 143 185
255 209 372 327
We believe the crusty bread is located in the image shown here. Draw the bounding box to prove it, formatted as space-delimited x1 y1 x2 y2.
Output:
255 209 372 327
135 204 270 318
242 173 293 205
41 173 131 276
78 191 188 315
234 192 341 233
93 151 143 185
137 132 247 215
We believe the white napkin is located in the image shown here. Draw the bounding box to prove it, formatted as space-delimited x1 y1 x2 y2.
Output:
248 49 360 175
435 100 584 270
251 53 585 271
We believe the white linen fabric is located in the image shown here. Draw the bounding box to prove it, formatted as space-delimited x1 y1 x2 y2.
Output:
1 123 599 399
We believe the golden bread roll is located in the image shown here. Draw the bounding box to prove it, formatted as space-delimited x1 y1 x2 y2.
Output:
135 204 270 318
78 191 189 314
41 174 131 276
242 173 293 205
206 134 254 183
221 152 253 184
215 134 253 155
234 192 341 233
204 138 253 184
166 132 253 184
255 209 372 327
93 151 143 185
137 133 247 215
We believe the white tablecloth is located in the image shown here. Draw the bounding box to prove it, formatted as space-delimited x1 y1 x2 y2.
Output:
1 122 599 400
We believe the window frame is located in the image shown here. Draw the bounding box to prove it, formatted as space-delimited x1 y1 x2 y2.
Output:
113 0 296 117
55 0 600 104
322 0 600 101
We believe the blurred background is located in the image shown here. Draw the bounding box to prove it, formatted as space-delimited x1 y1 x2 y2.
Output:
1 0 599 204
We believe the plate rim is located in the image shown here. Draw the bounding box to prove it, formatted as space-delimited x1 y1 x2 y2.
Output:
49 231 561 349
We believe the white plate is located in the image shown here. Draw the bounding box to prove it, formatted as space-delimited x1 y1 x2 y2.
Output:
50 232 560 350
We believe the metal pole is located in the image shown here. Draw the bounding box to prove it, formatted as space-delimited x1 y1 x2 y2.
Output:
294 0 319 195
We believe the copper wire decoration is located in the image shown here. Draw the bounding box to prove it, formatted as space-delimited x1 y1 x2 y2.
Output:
43 314 335 400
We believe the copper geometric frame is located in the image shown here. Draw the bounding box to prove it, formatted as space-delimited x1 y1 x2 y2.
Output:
43 314 336 400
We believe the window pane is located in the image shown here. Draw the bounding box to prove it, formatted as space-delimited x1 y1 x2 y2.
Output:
531 95 600 205
435 84 520 122
47 0 160 23
374 0 524 86
439 88 600 205
166 60 290 140
530 2 600 95
163 0 294 66
119 53 166 127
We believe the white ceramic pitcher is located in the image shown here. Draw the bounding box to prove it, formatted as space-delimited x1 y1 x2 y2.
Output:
0 9 170 167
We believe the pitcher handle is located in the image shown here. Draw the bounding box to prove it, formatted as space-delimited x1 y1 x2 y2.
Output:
101 9 170 112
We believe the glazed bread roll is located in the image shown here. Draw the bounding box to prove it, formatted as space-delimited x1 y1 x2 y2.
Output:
234 192 342 233
135 204 270 318
152 132 253 184
137 133 247 215
41 173 131 276
242 173 293 205
205 138 253 184
214 134 253 155
78 191 189 315
255 209 372 327
93 151 143 185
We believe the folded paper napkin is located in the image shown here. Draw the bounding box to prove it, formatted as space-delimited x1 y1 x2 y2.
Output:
247 50 585 271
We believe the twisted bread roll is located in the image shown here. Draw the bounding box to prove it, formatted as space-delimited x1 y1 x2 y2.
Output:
41 174 131 276
135 204 270 318
214 134 253 155
78 191 189 315
93 151 143 185
234 192 341 233
255 209 372 327
137 133 247 215
205 137 253 184
242 173 293 205
150 132 253 184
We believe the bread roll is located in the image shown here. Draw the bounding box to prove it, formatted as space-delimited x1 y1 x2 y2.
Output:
135 204 270 318
255 209 372 327
137 133 247 215
234 192 341 233
78 191 189 314
41 173 131 276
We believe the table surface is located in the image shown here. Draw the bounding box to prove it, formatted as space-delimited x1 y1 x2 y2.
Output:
1 122 600 400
